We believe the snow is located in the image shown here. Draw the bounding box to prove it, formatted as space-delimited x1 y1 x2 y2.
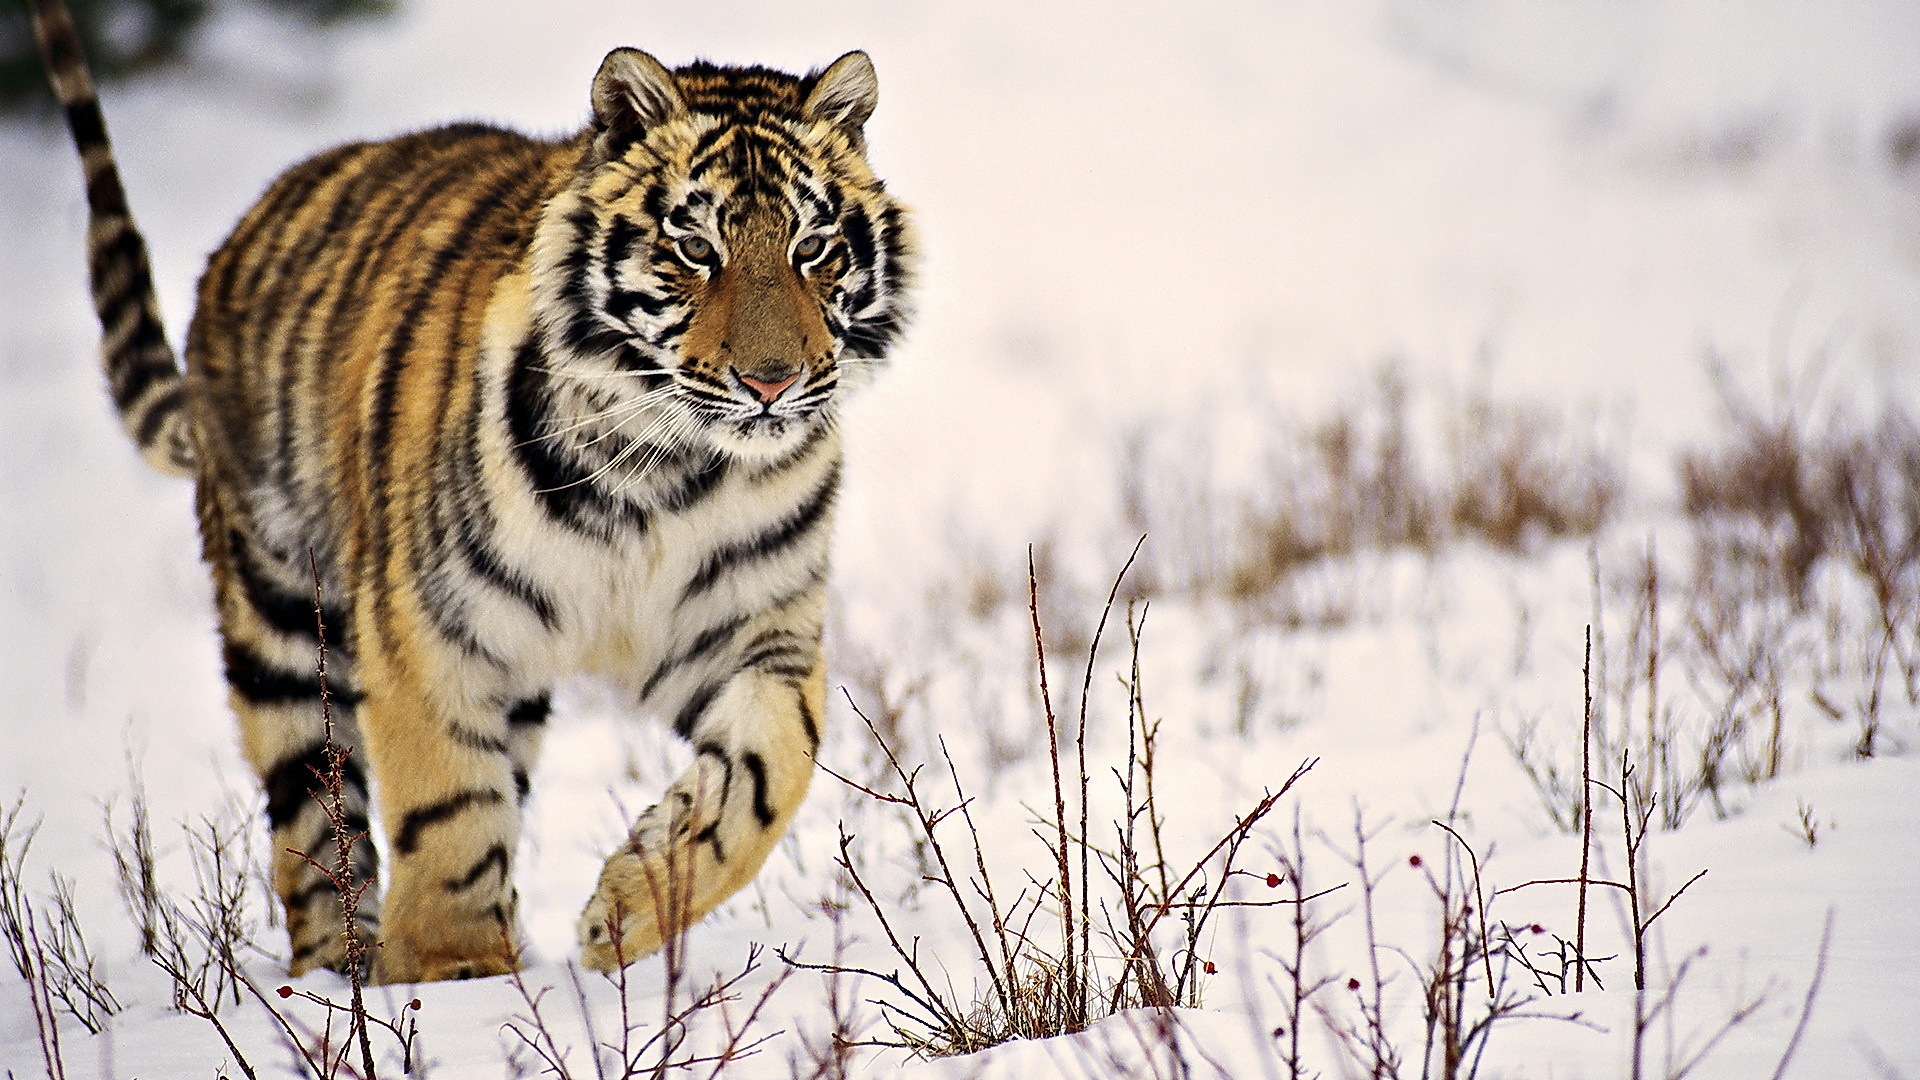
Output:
3 1 1918 1076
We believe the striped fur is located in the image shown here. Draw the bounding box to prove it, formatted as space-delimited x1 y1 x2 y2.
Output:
32 6 914 984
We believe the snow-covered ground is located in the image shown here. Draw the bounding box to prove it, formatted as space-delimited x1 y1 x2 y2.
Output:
3 1 1918 1076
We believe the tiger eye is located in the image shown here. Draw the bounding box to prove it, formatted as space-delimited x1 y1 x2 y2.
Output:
794 234 825 260
678 235 714 263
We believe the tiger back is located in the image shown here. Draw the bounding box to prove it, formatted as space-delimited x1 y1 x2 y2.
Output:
30 0 915 984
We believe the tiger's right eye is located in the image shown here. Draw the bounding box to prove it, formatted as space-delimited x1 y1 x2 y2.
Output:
676 236 715 265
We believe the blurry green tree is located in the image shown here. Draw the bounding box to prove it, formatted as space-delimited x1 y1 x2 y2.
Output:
1 0 394 111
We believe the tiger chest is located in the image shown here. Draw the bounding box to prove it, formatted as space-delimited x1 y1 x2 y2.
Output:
459 445 837 716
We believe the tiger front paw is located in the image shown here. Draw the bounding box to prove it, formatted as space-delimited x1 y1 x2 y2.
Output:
577 847 681 971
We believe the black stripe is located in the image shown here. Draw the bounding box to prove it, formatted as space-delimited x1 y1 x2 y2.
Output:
223 147 348 316
131 381 183 448
675 681 724 737
89 220 146 313
107 348 173 413
263 742 367 831
448 723 510 754
413 567 505 669
695 742 735 806
66 116 132 221
600 214 643 280
649 309 694 345
557 300 630 357
513 768 531 802
224 641 361 706
682 463 839 600
640 614 747 699
688 123 736 166
287 878 338 909
340 812 372 850
658 455 730 514
507 694 551 727
262 160 358 487
740 751 776 828
229 530 351 639
741 638 808 670
445 843 510 891
693 821 726 863
283 815 374 906
797 690 820 750
685 614 748 664
394 790 505 856
453 513 558 627
605 286 675 323
744 422 830 482
504 340 650 538
741 645 806 669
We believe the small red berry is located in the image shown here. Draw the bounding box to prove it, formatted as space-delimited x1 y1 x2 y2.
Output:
409 998 423 1011
1530 924 1546 935
1347 977 1362 991
1408 854 1423 868
1266 873 1282 888
276 985 294 999
1204 961 1217 974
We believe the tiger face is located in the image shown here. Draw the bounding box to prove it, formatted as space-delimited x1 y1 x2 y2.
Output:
531 48 914 466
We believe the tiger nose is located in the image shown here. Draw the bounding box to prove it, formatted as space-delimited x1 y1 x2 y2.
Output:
737 368 801 403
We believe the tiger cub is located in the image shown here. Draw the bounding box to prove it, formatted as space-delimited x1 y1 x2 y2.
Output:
29 0 914 983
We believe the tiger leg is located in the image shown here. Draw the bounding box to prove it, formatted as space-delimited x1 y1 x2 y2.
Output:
247 692 382 977
357 656 542 984
578 662 823 969
210 533 379 977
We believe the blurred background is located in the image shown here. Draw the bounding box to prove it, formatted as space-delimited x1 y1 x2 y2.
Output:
7 0 1920 881
3 4 1919 1073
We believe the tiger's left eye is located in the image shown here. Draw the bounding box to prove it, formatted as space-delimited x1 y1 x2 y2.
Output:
677 235 715 264
793 234 826 261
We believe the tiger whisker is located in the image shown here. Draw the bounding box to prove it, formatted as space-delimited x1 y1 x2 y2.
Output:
602 407 708 496
528 363 671 381
524 393 693 494
533 385 683 442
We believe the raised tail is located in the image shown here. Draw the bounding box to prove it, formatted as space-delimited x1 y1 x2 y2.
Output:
28 0 195 475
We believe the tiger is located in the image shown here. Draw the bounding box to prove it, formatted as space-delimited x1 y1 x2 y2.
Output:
27 0 914 984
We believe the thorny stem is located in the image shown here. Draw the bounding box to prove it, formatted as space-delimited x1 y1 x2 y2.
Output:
1576 624 1594 993
308 549 378 1080
943 737 1018 1010
1766 910 1833 1080
1073 535 1145 1022
830 824 964 1039
1643 547 1661 819
1432 821 1495 1001
832 693 1011 1020
1027 546 1083 1032
1619 762 1646 993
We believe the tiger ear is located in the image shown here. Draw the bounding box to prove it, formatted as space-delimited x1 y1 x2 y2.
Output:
803 51 879 129
591 48 686 142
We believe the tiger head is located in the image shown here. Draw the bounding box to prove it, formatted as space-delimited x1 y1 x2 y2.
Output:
530 48 916 465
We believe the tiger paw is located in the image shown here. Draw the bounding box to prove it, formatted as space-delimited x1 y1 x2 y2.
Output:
371 936 518 985
577 847 675 971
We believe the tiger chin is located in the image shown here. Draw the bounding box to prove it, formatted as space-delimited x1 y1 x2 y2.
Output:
29 0 914 985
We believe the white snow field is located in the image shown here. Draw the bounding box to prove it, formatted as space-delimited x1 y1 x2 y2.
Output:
3 1 1918 1077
